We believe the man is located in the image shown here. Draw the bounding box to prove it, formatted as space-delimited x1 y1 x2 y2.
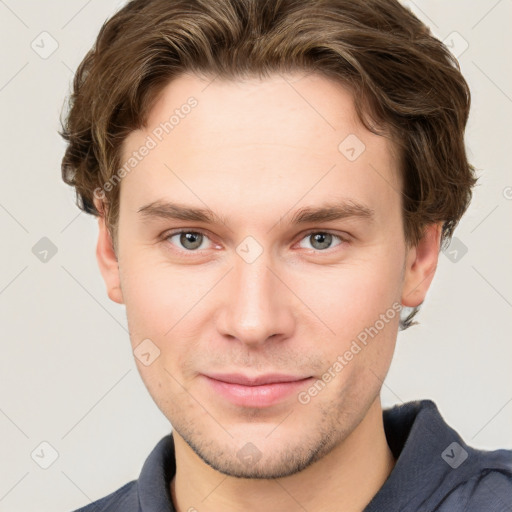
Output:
60 0 511 510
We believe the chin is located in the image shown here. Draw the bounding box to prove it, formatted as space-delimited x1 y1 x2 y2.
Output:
174 415 342 479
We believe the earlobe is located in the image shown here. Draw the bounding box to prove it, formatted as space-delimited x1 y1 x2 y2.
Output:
96 214 124 305
401 222 443 308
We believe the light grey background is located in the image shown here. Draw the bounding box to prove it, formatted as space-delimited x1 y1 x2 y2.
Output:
0 1 511 510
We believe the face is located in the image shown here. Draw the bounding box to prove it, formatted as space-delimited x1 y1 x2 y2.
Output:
96 71 440 478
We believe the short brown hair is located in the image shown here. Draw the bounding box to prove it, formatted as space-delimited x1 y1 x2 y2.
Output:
59 0 478 329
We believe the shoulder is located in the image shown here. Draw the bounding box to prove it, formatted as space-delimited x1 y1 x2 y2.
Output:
373 400 512 512
436 448 512 512
70 480 139 512
68 433 176 512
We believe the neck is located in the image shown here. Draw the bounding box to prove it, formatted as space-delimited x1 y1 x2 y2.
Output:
170 397 395 512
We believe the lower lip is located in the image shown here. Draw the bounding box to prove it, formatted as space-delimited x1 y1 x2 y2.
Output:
204 376 313 408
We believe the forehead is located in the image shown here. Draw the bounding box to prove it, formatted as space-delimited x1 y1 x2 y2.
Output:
120 71 401 227
143 71 394 159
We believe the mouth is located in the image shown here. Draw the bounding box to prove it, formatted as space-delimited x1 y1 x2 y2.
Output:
202 373 314 408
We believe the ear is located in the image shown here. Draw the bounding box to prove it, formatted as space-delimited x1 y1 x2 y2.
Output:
401 222 443 308
95 212 124 305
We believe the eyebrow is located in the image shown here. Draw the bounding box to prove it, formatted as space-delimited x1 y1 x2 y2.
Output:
289 201 375 224
137 200 375 226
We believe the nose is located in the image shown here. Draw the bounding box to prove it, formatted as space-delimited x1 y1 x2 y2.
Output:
216 251 296 348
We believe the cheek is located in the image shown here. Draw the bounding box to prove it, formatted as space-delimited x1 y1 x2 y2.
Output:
294 250 404 339
118 255 210 375
119 252 201 338
291 244 403 397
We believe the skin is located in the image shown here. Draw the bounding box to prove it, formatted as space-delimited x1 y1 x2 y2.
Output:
95 71 442 512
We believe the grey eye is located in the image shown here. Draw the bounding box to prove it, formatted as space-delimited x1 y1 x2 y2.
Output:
309 232 333 250
299 232 343 251
168 231 207 251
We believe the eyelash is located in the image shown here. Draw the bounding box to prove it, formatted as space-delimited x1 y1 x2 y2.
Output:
161 229 350 255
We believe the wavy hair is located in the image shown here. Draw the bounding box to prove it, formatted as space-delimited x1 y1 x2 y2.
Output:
60 0 478 329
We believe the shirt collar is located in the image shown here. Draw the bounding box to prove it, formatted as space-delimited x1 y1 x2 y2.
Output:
135 400 468 511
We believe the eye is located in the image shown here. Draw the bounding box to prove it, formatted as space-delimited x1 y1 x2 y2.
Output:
162 229 349 255
297 231 348 251
165 230 212 251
